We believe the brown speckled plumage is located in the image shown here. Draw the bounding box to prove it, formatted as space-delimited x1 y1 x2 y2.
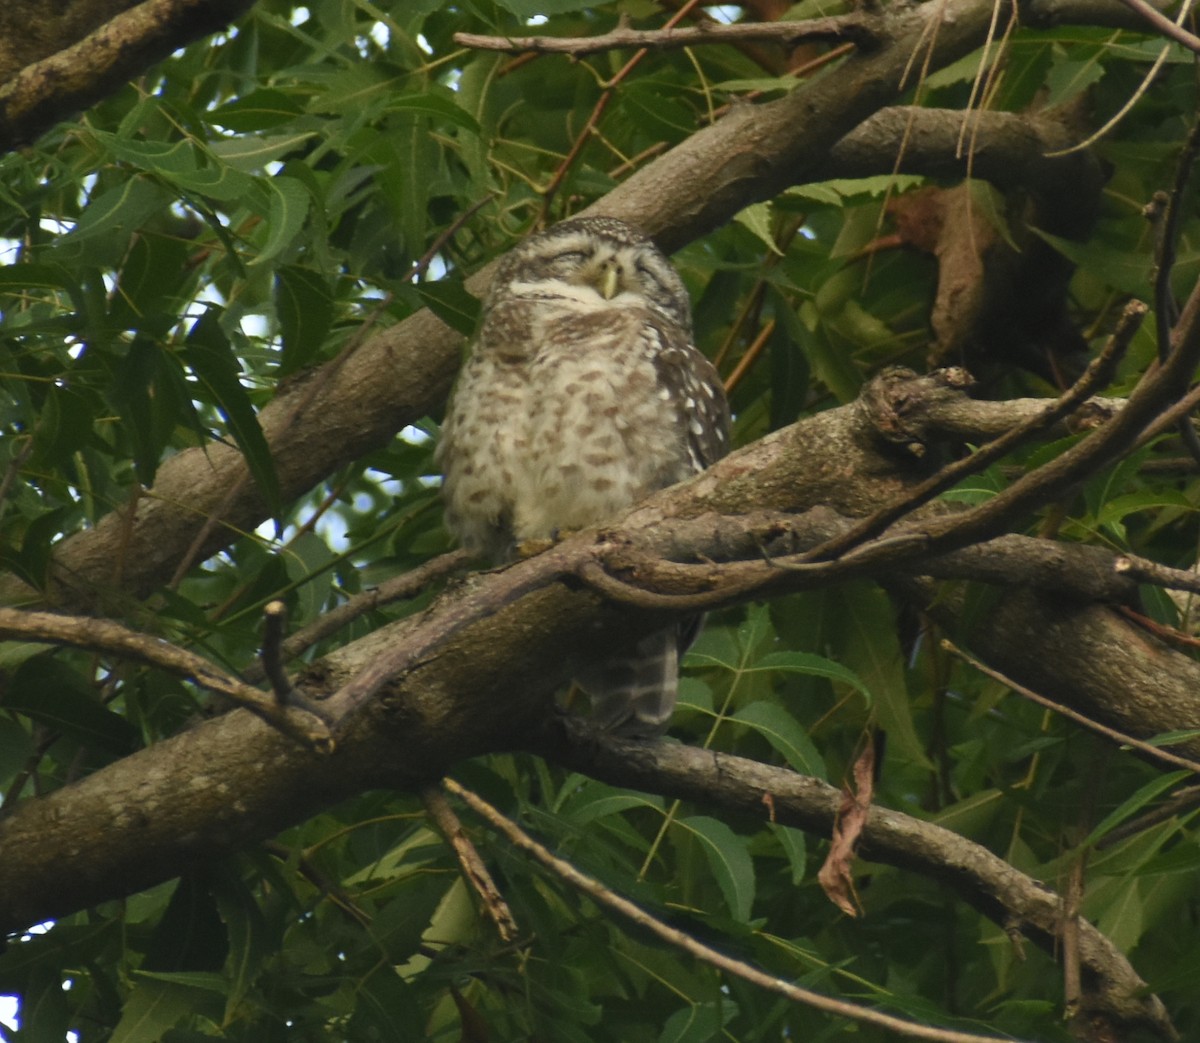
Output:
436 217 731 736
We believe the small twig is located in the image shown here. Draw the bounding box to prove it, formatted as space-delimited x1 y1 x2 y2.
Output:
1113 603 1200 651
453 18 877 56
0 438 33 517
262 840 372 926
1114 554 1200 594
403 195 495 284
421 781 519 942
258 601 338 728
722 319 775 395
803 301 1143 564
1094 783 1200 848
443 778 1023 1043
1062 859 1085 1024
261 600 297 705
940 638 1200 774
0 605 332 751
242 548 471 684
539 0 708 217
1151 117 1200 465
1109 0 1200 53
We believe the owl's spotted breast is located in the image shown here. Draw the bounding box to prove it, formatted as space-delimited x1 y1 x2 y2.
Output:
436 216 731 735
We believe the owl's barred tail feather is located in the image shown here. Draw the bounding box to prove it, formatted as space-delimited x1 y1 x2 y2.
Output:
574 626 687 738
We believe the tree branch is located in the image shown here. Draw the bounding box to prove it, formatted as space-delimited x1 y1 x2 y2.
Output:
5 370 1200 942
3 0 1087 617
446 775 1031 1043
0 0 257 151
0 605 331 749
453 18 879 56
530 726 1177 1041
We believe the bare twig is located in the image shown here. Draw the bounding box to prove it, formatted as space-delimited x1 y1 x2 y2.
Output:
403 196 495 284
533 726 1175 1038
1113 554 1200 594
803 301 1143 564
444 778 1024 1043
538 0 707 216
1094 783 1200 848
1151 117 1200 465
261 601 297 705
1063 859 1085 1025
1108 0 1200 53
453 17 877 56
940 638 1200 774
422 781 519 942
242 549 473 683
0 606 332 751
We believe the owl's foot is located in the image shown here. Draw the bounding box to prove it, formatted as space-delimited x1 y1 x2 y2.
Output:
514 536 557 559
515 527 580 558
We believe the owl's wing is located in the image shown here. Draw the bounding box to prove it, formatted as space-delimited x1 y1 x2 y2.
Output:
648 319 732 473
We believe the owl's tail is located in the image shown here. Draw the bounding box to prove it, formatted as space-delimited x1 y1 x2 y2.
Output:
575 624 692 738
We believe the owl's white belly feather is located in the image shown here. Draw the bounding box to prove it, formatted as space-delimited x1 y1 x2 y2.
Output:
439 304 692 558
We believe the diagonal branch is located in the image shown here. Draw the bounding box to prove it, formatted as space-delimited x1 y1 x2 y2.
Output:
0 605 331 749
530 726 1178 1041
0 0 257 151
447 775 1028 1043
4 0 1056 618
453 17 879 56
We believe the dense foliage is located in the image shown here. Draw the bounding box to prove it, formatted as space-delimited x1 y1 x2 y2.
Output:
2 0 1200 1040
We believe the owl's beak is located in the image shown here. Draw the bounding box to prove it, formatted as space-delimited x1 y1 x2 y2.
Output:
598 260 621 301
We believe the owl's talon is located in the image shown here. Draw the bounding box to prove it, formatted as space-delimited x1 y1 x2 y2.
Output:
515 537 556 558
436 217 731 735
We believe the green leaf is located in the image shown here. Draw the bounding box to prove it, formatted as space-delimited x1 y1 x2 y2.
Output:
1044 55 1107 108
142 873 228 973
1080 771 1191 849
1030 227 1152 297
494 0 596 16
732 701 826 778
274 265 334 374
387 91 481 134
64 177 170 245
824 583 932 770
6 655 137 753
770 823 808 886
734 202 782 255
210 89 307 131
678 815 755 922
209 132 317 170
109 978 221 1043
416 278 482 335
184 309 282 518
1142 728 1200 747
753 651 874 707
210 871 269 1021
249 175 311 268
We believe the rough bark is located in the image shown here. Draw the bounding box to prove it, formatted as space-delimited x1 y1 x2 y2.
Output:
0 0 1108 616
0 0 257 148
539 729 1177 1041
3 370 1198 943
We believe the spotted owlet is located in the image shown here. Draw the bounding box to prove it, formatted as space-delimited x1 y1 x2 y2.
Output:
436 217 731 736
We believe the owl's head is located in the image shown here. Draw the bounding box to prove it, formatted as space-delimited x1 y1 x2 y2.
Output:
487 217 692 334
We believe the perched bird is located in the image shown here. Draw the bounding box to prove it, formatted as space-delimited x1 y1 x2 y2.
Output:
436 216 731 736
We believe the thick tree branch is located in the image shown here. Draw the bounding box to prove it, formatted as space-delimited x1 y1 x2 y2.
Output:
2 0 1098 617
531 727 1177 1041
0 0 257 150
4 370 1200 944
447 775 1028 1043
